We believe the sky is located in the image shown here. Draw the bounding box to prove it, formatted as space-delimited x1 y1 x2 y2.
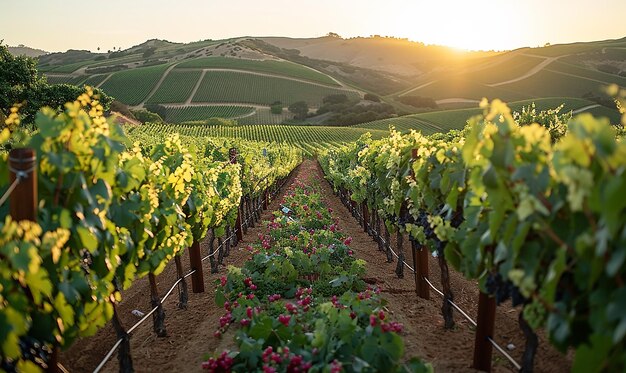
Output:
2 0 625 52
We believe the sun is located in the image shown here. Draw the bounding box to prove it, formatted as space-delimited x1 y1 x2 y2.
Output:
393 0 526 51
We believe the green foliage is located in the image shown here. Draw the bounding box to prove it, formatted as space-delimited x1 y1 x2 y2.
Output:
162 105 253 123
242 39 412 95
288 101 309 120
0 93 301 370
323 94 349 105
397 95 438 109
142 46 156 59
175 56 339 86
143 103 167 119
0 43 48 120
321 101 397 126
146 70 202 104
130 108 164 123
513 103 572 141
100 64 170 105
0 43 112 125
270 103 283 115
320 99 626 371
364 93 381 102
109 100 135 119
82 74 109 87
191 71 359 106
357 97 620 133
206 181 431 372
125 121 389 156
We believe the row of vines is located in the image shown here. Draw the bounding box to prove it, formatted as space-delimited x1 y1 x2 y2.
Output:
128 122 388 156
202 167 432 372
0 88 302 371
320 98 626 372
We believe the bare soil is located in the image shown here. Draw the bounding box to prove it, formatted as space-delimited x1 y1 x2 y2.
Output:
62 160 572 372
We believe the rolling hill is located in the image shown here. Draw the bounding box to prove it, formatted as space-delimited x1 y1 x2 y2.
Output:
353 97 621 135
39 38 363 124
34 35 624 126
260 35 499 76
391 37 626 105
7 45 48 57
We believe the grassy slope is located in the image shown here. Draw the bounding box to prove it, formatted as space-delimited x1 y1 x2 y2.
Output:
191 71 359 106
100 64 170 105
392 38 626 103
163 106 254 122
130 122 389 144
146 70 202 104
356 97 620 133
176 57 338 86
36 36 625 129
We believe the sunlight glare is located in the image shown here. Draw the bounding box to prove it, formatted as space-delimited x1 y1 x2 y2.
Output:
393 0 527 51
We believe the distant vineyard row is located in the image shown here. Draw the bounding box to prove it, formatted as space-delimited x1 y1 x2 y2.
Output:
124 122 390 155
44 58 357 108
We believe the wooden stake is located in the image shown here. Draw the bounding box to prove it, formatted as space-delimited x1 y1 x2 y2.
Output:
362 202 369 233
148 274 167 337
188 241 205 293
174 256 188 309
473 292 496 372
9 148 37 221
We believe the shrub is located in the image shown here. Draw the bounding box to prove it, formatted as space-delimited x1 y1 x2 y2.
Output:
109 100 136 119
271 104 283 114
323 94 349 105
130 109 164 123
364 93 381 102
288 101 308 120
397 95 438 108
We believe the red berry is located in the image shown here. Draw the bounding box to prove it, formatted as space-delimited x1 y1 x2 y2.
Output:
370 315 377 326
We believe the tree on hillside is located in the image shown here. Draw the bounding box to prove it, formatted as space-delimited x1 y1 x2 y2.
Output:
1 42 48 122
270 101 283 114
364 93 381 102
397 95 438 109
323 94 349 105
142 46 156 58
0 42 113 125
288 101 309 120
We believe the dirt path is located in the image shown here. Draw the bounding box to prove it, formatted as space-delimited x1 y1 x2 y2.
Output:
96 73 112 89
435 98 480 105
61 160 571 372
139 63 180 106
398 80 438 97
572 104 601 114
487 55 561 87
185 70 207 105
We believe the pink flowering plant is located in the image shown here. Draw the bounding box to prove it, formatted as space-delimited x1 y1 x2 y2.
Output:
203 179 432 372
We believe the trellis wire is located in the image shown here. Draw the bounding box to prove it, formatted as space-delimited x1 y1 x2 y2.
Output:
92 173 295 373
